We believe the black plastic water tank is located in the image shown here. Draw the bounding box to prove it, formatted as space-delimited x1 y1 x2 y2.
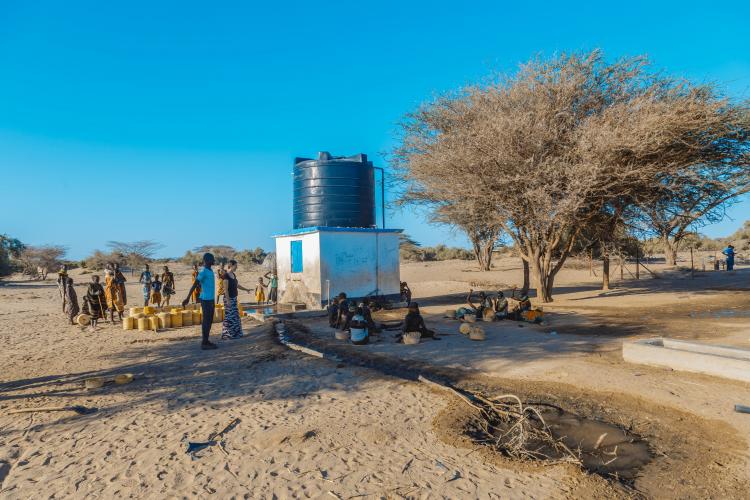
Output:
293 152 376 229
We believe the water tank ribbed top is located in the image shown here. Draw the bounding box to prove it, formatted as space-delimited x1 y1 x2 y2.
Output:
293 152 376 229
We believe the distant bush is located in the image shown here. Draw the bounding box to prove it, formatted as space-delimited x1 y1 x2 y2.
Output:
82 250 126 271
182 245 268 267
401 242 473 262
235 247 267 266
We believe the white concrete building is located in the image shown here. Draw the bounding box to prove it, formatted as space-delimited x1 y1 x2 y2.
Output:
274 226 402 309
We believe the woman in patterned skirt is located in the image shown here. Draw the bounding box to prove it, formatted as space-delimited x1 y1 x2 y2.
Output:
82 275 107 328
221 260 252 339
63 277 80 325
105 266 124 322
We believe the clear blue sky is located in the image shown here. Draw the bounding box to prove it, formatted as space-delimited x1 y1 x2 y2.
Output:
1 1 749 259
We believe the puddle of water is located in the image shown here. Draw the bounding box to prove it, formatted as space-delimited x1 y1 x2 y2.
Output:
473 407 651 481
541 409 650 479
244 306 276 315
689 308 750 319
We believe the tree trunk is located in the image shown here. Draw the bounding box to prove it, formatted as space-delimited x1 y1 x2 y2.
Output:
602 253 610 290
470 234 494 271
662 236 678 266
521 258 530 295
529 254 556 303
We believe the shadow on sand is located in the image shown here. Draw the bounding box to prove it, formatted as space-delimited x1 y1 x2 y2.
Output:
0 324 367 430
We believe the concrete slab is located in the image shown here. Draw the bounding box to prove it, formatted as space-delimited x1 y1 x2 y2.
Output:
623 337 750 383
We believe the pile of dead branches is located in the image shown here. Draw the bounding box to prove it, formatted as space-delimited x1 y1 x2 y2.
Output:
419 376 580 465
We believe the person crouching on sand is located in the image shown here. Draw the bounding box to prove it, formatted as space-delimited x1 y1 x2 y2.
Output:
397 302 438 342
349 306 369 345
184 253 218 350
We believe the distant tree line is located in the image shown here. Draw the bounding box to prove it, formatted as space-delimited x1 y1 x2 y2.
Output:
78 241 269 271
180 245 268 267
392 50 750 301
399 234 474 262
0 234 68 279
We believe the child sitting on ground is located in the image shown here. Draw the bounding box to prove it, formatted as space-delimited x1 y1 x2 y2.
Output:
397 302 438 342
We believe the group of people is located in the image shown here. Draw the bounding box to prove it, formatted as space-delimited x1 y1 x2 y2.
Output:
138 264 176 308
56 256 277 349
211 263 278 306
327 292 437 345
57 263 131 328
458 288 531 322
183 252 264 349
328 293 378 344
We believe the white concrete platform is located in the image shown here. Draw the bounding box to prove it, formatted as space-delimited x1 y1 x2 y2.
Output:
623 337 750 383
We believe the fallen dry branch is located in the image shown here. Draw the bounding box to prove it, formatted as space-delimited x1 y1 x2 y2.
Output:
418 375 581 466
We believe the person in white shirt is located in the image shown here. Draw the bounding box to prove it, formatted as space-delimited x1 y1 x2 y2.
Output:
349 305 369 345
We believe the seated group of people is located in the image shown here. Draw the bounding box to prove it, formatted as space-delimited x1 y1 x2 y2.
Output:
456 289 532 322
328 292 437 345
328 293 376 344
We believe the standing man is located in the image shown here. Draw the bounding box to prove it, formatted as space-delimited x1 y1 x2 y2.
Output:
264 270 278 304
723 244 736 271
183 253 218 350
139 264 153 306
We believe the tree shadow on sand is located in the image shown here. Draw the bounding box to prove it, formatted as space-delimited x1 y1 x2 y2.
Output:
0 324 370 430
413 267 750 306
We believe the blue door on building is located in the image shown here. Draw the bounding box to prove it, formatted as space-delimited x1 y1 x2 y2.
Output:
291 240 303 273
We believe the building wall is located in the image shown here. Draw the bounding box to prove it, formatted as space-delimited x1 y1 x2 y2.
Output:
319 230 400 303
275 229 402 309
275 232 321 307
375 231 401 298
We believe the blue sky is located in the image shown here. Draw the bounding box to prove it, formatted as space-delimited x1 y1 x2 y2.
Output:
1 1 749 259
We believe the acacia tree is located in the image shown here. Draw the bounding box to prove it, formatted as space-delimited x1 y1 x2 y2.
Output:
18 245 67 279
107 240 164 270
393 51 750 302
638 163 750 266
432 200 502 271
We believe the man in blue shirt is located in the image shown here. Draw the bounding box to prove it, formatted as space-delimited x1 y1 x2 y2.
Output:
723 245 736 271
184 253 217 350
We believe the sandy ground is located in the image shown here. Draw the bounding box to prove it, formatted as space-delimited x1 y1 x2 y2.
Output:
1 255 750 498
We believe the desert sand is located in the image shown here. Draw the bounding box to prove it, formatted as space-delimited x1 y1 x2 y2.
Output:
1 255 749 498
